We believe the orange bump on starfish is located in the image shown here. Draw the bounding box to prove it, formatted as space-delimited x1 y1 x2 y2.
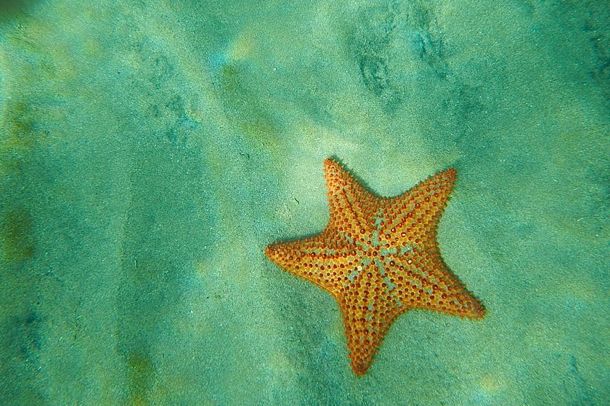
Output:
265 158 485 376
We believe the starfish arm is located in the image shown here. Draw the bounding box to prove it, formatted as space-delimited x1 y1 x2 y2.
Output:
323 158 378 241
265 233 359 295
383 168 456 249
338 261 406 375
387 252 485 319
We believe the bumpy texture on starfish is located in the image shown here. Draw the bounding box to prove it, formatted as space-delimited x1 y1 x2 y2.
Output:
265 158 485 375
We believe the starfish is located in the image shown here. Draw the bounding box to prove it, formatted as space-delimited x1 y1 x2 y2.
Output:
265 158 485 375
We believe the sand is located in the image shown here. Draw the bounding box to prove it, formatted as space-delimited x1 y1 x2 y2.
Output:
1 1 608 404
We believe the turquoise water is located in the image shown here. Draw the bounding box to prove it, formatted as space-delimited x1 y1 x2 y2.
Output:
1 1 608 404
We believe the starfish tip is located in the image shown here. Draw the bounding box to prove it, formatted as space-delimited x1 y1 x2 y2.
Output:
264 244 275 259
438 167 457 183
473 304 487 319
323 157 340 169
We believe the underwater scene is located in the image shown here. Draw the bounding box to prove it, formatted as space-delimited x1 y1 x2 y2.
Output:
1 0 608 405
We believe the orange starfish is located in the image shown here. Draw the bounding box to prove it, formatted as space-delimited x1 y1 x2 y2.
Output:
265 158 485 375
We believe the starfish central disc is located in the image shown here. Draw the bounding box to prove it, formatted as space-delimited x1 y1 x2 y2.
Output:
265 158 485 375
